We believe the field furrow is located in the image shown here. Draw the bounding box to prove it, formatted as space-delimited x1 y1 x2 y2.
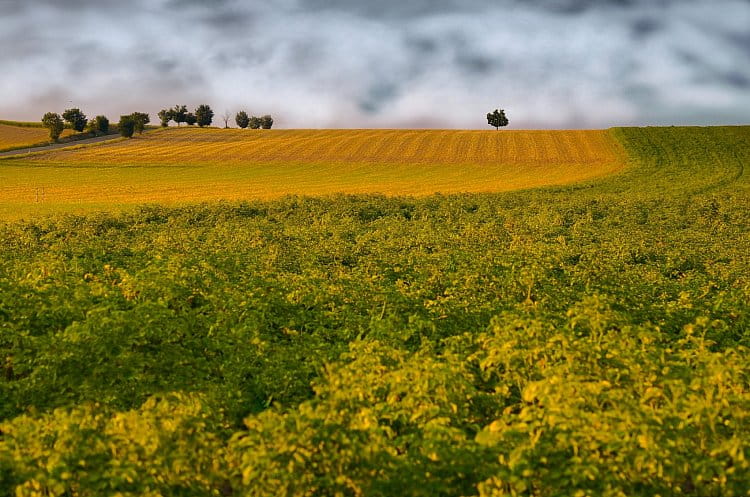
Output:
0 127 628 219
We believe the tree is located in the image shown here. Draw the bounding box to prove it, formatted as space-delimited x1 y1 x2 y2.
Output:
119 115 135 138
172 105 188 127
158 109 172 127
185 113 197 126
249 116 262 130
487 109 509 130
62 108 88 132
41 112 65 142
260 115 274 130
130 112 150 135
87 115 109 135
195 105 214 127
221 110 231 128
235 111 250 129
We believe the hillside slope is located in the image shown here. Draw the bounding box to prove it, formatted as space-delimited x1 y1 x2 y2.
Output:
1 126 749 495
0 123 72 153
0 128 625 219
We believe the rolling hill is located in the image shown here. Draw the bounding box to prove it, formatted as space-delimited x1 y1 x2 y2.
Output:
0 122 73 153
1 125 749 495
0 127 625 219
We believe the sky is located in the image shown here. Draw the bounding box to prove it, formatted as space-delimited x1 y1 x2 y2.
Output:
0 0 748 129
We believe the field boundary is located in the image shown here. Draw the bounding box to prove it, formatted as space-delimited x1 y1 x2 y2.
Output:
0 128 166 159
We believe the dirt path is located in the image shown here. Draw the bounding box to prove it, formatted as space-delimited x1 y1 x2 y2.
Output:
0 133 125 158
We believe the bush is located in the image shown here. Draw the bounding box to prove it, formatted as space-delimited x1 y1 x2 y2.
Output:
87 115 109 135
195 105 214 127
40 112 64 141
130 112 150 135
62 108 88 132
235 111 250 129
118 115 135 138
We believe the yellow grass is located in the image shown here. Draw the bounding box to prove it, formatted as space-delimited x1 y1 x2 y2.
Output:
0 123 73 152
0 128 626 220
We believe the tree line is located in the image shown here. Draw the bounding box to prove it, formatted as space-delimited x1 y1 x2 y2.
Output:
157 105 273 130
40 104 503 141
40 104 275 142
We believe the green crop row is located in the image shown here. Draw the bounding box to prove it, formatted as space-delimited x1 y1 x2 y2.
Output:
0 126 748 496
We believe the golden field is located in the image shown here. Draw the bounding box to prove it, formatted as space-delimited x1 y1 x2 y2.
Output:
0 127 626 219
0 123 72 152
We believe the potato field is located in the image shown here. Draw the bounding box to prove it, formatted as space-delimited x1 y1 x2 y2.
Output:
0 126 749 496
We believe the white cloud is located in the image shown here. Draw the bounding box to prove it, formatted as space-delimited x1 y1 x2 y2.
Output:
0 0 748 128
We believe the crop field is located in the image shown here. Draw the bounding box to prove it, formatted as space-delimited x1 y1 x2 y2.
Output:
0 123 72 153
1 126 749 495
0 128 624 219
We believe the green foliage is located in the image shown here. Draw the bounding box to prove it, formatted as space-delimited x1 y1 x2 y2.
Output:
185 112 197 126
195 104 214 127
487 109 509 130
0 126 748 495
235 111 250 129
129 112 150 135
0 393 228 495
171 104 188 126
62 108 88 133
157 108 172 127
118 115 135 138
248 116 262 129
40 112 64 141
87 115 109 135
260 114 274 129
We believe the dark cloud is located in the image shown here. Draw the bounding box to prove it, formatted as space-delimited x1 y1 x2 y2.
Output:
0 0 748 128
631 18 662 38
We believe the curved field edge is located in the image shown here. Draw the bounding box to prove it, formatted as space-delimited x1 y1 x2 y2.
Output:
0 126 749 494
0 129 626 220
609 126 749 193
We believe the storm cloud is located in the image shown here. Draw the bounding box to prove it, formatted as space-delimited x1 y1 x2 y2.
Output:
1 0 748 128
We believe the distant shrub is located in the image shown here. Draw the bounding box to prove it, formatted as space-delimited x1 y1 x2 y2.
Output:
157 109 172 127
195 104 214 127
118 115 135 138
62 108 88 132
172 105 188 126
87 115 109 135
487 109 509 130
235 111 250 129
130 112 150 135
260 115 274 129
41 112 64 141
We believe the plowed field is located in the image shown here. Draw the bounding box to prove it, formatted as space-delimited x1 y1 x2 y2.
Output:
0 128 625 219
0 123 72 152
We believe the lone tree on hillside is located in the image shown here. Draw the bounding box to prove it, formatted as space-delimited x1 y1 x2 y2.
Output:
248 116 262 129
130 112 150 134
172 105 188 126
260 115 274 129
185 112 197 126
195 104 214 127
119 115 135 138
87 115 109 135
235 111 250 129
221 110 231 128
41 112 65 142
487 109 509 130
158 108 172 127
62 108 88 132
